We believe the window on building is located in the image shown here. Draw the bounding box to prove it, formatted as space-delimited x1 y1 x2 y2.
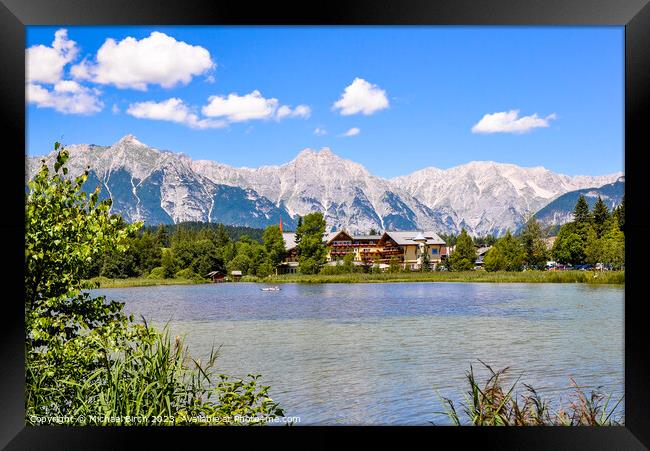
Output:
431 248 439 254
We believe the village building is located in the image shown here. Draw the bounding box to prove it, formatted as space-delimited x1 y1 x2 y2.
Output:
206 270 226 283
280 229 447 272
474 246 492 267
277 232 299 274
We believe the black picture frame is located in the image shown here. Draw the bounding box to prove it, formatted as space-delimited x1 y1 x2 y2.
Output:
1 0 648 448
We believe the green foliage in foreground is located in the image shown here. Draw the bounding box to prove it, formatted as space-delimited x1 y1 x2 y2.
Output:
438 361 623 426
296 212 328 274
28 323 283 425
242 270 624 285
26 144 283 425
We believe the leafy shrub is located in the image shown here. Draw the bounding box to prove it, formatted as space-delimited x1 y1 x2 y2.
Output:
28 323 284 425
175 267 200 280
148 266 166 279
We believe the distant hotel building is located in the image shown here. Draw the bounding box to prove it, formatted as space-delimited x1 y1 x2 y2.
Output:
279 230 447 273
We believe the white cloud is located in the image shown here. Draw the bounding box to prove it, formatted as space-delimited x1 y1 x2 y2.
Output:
26 29 78 84
202 90 278 121
333 78 389 116
71 31 215 90
314 127 327 136
126 98 226 129
341 127 360 137
112 104 120 114
471 110 557 134
276 104 311 120
26 82 103 115
202 90 310 122
25 29 105 115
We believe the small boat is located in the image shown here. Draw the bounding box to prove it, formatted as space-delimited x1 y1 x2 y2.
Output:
260 286 281 291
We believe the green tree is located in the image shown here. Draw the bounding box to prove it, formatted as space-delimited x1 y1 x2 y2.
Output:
613 196 625 232
483 246 506 272
389 256 402 273
161 248 177 278
519 217 548 269
369 228 378 235
584 225 601 265
421 247 431 271
483 230 524 272
552 222 584 265
263 225 286 268
600 220 625 269
25 144 140 415
214 223 231 248
343 252 355 273
294 216 303 246
592 196 610 238
499 230 525 271
296 212 327 274
449 229 477 271
227 253 252 275
25 144 284 424
573 194 591 226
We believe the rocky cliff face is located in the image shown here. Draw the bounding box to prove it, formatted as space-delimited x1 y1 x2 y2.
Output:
27 135 622 236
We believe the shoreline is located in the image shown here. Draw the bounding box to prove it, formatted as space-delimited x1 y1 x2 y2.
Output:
89 270 624 288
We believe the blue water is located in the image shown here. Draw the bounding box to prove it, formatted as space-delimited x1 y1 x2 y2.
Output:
94 282 624 425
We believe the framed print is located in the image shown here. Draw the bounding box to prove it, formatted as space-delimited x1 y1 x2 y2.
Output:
1 0 649 448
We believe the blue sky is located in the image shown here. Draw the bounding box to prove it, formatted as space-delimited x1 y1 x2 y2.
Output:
26 26 624 178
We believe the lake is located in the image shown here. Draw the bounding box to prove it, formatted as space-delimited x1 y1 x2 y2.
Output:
94 282 624 425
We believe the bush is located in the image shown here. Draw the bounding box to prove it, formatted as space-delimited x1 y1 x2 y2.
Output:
28 324 284 425
175 267 201 280
148 266 166 279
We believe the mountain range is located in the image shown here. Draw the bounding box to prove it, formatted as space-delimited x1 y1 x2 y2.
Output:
533 177 624 227
26 135 623 236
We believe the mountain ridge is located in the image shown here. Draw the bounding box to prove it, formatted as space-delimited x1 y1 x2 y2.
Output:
27 135 622 236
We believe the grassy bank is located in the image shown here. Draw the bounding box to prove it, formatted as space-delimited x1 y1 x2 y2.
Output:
88 276 209 288
88 270 624 288
246 270 624 285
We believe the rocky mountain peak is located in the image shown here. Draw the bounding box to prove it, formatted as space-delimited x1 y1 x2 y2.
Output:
115 134 146 147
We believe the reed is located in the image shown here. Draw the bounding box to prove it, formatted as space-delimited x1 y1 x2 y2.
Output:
437 360 623 426
252 270 624 285
27 321 284 425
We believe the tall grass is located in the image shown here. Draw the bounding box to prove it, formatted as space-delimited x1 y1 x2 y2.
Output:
248 270 624 285
27 321 284 425
437 361 623 426
88 276 209 288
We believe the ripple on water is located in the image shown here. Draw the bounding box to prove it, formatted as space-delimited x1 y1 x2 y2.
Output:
93 282 624 425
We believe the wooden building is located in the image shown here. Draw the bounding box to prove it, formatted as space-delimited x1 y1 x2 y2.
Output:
206 270 226 283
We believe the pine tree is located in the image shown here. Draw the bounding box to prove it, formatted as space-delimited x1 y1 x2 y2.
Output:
592 196 610 238
214 223 231 248
449 228 477 271
519 217 548 269
573 195 591 226
294 216 303 249
613 196 625 232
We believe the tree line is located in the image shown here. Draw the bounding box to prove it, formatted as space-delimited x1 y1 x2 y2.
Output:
444 194 625 272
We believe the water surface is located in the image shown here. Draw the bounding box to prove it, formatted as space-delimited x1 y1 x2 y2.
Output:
95 282 624 425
